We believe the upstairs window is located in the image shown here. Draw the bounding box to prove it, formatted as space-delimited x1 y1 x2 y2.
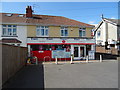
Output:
36 26 49 36
2 25 17 36
79 28 86 37
61 27 68 36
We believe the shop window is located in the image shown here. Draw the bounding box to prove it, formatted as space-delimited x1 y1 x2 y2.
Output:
31 45 39 51
31 45 70 51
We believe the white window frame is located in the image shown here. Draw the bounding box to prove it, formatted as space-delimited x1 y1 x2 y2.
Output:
36 26 49 37
79 28 86 37
60 27 68 37
2 25 17 36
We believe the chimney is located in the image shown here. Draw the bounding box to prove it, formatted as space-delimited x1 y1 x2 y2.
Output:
26 6 33 18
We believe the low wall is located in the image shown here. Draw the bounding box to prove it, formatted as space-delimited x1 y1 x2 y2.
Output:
2 44 27 85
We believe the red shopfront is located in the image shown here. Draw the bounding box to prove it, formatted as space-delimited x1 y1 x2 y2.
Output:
29 43 71 61
27 43 94 62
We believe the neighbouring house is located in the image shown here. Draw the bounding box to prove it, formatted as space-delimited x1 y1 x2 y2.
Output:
94 15 120 55
0 13 27 47
0 6 95 61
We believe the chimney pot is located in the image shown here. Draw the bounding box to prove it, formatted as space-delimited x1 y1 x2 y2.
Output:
26 6 33 18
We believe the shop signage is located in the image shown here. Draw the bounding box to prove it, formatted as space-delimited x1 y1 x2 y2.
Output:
52 50 71 58
38 51 44 53
28 38 95 44
88 50 95 60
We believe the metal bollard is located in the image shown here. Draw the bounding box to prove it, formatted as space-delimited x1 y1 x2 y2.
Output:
55 56 58 64
100 55 102 62
86 56 89 63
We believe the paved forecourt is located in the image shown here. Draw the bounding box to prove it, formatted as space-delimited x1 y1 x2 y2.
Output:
44 60 118 88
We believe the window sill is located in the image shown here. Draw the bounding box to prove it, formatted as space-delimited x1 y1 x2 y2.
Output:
1 35 18 37
60 36 68 37
36 36 49 37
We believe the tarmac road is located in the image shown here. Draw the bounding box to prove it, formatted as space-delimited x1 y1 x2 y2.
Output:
2 60 118 89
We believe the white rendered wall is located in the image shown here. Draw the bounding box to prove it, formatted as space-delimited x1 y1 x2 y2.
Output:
96 22 106 45
0 25 27 47
0 25 2 40
17 25 27 47
107 23 117 41
96 22 117 46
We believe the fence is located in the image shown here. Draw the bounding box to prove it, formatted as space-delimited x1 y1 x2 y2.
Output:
1 44 28 85
96 46 118 55
0 44 2 89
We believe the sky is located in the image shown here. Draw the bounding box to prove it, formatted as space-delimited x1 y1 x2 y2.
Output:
0 2 118 25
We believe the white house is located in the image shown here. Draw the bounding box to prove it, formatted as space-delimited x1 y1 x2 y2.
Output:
0 13 27 47
94 16 120 50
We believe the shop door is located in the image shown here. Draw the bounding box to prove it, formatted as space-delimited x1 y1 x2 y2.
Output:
80 47 85 57
74 46 80 59
73 46 86 60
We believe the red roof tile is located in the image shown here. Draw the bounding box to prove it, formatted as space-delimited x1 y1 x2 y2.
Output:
0 13 94 27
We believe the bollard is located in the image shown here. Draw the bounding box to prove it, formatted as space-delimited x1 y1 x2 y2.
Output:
70 55 74 64
55 56 58 64
100 55 102 62
70 55 73 64
117 57 120 60
86 56 89 63
34 56 38 65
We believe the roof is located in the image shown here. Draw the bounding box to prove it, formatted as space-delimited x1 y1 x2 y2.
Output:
0 13 94 27
94 18 120 32
0 38 22 43
103 18 120 26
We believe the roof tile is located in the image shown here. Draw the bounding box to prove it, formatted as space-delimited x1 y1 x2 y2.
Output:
1 13 94 27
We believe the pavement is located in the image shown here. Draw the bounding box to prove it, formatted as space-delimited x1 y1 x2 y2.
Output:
2 65 44 88
2 60 118 89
